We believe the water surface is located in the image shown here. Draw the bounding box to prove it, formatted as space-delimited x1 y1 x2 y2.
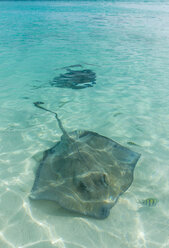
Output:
0 1 169 248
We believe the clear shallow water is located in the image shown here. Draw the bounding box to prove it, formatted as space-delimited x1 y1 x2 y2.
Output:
0 1 169 247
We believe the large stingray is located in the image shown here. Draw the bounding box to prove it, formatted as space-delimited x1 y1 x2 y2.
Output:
30 102 141 219
50 68 96 89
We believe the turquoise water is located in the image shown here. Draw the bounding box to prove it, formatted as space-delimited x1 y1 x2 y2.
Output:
0 1 169 247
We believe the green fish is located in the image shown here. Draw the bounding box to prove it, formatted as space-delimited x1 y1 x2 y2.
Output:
127 141 140 147
138 198 159 207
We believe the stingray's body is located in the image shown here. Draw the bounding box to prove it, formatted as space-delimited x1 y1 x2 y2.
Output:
50 69 96 89
30 102 140 219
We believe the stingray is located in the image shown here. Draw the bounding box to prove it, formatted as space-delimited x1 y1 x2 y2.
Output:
30 102 141 219
50 68 96 89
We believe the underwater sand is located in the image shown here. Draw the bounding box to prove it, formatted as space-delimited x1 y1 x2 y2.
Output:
0 1 169 247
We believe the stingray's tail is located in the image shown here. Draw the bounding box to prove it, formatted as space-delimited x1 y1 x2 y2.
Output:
33 102 69 138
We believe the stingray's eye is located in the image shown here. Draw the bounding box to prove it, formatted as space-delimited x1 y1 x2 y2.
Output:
78 181 88 192
100 174 109 187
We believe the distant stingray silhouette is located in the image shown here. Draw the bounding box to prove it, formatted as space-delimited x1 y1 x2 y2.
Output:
50 65 96 89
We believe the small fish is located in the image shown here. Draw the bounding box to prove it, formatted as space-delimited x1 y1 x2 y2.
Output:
138 198 159 207
22 96 29 100
127 141 140 147
113 112 122 117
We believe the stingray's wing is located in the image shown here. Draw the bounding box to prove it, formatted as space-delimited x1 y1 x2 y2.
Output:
30 136 99 217
77 130 141 197
30 139 69 199
30 134 84 199
78 130 140 165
